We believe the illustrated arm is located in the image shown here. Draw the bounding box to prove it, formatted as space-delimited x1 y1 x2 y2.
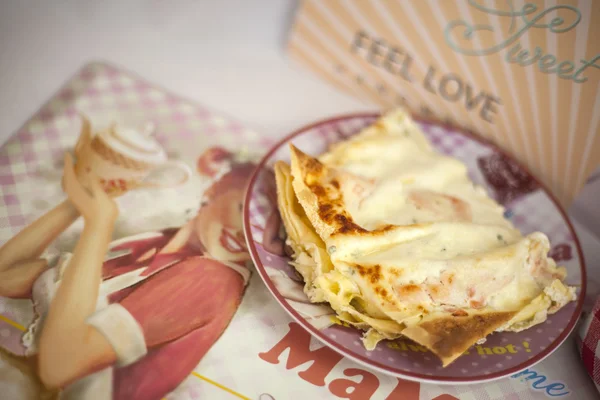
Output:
38 154 119 389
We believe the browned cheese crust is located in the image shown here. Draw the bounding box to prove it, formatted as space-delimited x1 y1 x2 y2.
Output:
401 311 516 366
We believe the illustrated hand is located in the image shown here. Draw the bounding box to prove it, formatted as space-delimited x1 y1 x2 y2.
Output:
71 115 97 193
74 114 92 160
71 115 125 198
62 153 118 224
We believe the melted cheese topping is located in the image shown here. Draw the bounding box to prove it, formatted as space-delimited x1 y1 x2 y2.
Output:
278 109 575 355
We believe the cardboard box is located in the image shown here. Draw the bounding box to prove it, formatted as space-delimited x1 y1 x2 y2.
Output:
287 0 600 206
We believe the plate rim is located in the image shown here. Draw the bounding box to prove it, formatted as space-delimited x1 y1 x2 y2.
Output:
243 112 587 384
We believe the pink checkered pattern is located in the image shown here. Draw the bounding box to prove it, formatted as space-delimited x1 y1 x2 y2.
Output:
578 300 600 394
510 191 571 240
0 62 263 242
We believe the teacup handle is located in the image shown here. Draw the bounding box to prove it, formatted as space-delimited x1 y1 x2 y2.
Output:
137 160 192 189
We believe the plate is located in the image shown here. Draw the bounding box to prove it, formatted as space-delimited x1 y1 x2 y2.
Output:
243 113 586 384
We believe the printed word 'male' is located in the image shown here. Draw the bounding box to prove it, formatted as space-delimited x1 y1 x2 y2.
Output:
259 323 458 400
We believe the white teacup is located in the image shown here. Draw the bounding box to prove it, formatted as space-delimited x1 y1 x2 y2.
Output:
74 116 191 196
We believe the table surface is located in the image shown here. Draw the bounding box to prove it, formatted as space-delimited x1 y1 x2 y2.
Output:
1 0 598 257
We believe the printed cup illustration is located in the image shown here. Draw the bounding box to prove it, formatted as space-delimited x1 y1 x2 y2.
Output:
74 116 191 196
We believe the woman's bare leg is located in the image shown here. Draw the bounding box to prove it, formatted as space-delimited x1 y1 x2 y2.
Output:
0 259 49 298
0 199 80 298
0 199 79 272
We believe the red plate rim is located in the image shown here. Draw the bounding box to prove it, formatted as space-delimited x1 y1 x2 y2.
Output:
242 112 587 384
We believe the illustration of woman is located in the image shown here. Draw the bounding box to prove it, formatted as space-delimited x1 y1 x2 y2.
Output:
0 145 256 400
